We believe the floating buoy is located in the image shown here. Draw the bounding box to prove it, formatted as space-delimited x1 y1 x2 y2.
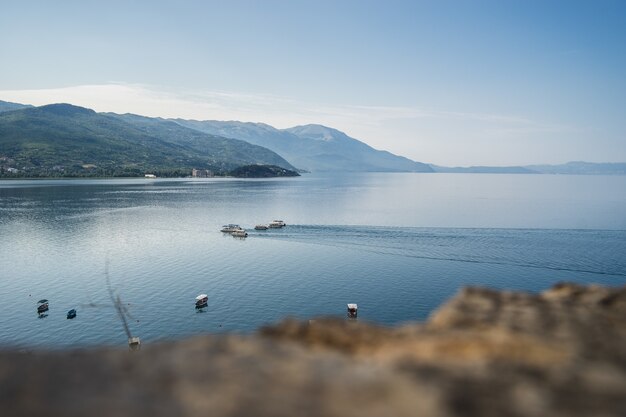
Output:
37 299 49 314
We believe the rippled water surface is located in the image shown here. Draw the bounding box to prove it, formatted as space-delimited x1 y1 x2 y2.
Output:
1 173 625 348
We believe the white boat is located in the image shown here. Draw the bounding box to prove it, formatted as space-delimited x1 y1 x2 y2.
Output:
195 294 208 308
221 224 243 233
268 220 286 228
232 229 248 238
128 336 141 350
254 224 268 230
347 303 358 318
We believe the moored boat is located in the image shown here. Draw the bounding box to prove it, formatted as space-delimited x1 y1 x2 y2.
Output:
347 303 358 318
254 224 268 230
67 308 77 319
128 336 141 350
195 294 208 308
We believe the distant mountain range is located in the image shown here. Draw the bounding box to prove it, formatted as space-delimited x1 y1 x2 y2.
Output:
525 161 626 175
1 99 624 177
172 119 433 172
0 101 294 177
430 161 626 175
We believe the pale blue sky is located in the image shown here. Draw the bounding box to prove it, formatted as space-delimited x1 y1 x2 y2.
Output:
1 0 625 165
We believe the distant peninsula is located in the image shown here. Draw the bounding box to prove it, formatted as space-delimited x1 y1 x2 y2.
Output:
229 164 300 178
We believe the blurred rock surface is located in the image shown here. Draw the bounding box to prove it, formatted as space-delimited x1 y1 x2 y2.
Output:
2 283 625 417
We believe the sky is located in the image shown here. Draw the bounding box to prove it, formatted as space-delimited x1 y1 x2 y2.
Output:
1 0 625 166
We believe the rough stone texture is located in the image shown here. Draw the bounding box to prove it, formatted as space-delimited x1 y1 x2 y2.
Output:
1 283 625 417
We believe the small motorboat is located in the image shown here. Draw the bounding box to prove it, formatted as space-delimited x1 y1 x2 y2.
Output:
347 303 358 318
195 294 208 308
254 224 268 230
128 336 141 350
37 299 49 314
67 309 77 319
221 224 243 233
268 220 286 228
232 229 248 238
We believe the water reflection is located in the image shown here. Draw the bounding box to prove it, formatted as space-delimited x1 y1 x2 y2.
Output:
1 174 625 349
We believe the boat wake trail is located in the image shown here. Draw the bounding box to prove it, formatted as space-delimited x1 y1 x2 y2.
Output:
255 225 626 278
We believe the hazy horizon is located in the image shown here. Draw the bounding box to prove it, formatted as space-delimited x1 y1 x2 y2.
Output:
1 1 625 166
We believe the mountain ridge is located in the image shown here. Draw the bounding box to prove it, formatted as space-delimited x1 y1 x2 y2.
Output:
173 119 434 173
0 99 32 113
1 99 624 176
0 102 295 177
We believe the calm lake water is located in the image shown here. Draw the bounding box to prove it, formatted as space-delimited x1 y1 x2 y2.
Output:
1 173 625 349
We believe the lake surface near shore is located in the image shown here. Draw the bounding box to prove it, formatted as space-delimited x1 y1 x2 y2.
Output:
1 173 625 349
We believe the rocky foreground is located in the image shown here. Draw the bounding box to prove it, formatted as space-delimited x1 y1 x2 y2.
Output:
2 283 626 417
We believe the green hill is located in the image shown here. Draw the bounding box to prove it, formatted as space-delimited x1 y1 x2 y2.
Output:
228 164 300 178
0 104 296 177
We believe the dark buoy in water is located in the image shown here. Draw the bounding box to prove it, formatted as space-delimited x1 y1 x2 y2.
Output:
67 309 77 319
37 299 49 314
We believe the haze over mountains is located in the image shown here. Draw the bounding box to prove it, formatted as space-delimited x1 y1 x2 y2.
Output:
171 119 626 175
174 119 433 173
0 100 435 176
1 99 624 177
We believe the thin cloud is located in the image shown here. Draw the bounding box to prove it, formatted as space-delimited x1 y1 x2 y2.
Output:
0 82 556 127
0 83 577 165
